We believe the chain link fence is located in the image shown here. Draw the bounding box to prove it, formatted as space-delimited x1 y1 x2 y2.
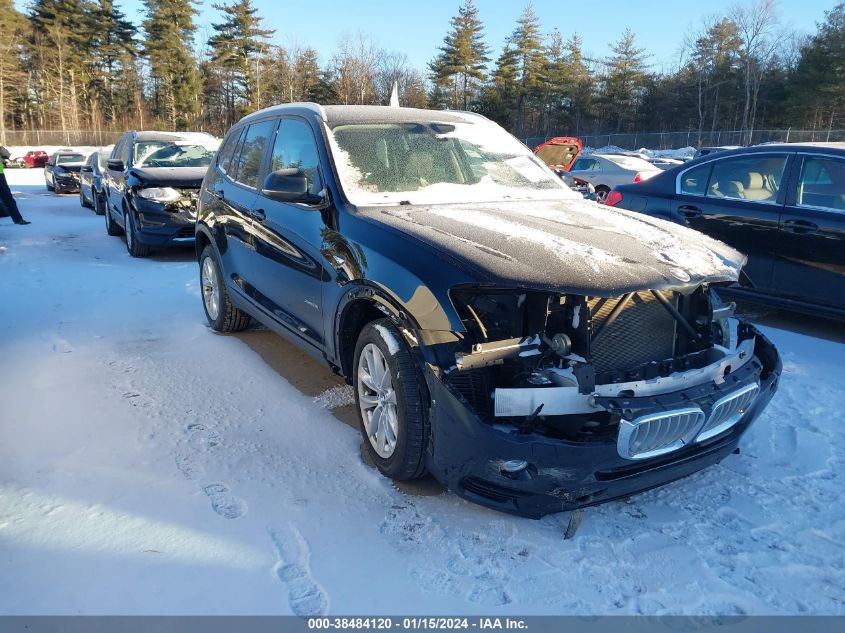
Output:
1 129 121 147
523 129 845 151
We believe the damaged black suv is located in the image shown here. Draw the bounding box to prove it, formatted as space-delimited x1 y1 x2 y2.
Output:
196 104 782 518
104 131 219 257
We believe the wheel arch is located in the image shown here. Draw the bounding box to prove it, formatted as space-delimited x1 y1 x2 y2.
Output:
334 284 423 381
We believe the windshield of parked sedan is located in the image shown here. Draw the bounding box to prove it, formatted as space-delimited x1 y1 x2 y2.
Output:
56 153 85 164
134 141 218 168
327 117 578 205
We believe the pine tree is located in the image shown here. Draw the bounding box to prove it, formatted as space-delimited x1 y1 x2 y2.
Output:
429 0 490 110
143 0 202 130
90 0 137 129
788 2 845 131
602 28 648 132
0 0 28 144
508 3 547 136
208 0 274 125
479 45 519 128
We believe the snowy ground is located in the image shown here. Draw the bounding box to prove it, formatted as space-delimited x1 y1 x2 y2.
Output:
1 168 844 616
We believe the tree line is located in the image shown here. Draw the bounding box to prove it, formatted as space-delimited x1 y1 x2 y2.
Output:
0 0 843 145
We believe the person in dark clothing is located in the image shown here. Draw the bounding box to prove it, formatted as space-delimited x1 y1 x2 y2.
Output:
0 146 29 224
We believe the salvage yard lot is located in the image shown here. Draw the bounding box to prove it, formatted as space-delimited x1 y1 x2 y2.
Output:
0 167 843 615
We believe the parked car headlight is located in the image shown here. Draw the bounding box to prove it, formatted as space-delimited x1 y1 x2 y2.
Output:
137 187 182 203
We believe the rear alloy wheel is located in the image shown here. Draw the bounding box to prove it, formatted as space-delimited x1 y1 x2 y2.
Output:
199 245 251 332
594 186 610 204
104 200 124 236
354 319 428 481
124 209 150 258
92 190 105 216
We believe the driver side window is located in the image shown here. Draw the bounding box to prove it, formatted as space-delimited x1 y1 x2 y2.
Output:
269 118 324 196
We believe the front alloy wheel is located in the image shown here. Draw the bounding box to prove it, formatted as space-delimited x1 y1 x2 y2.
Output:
358 343 399 458
354 319 428 481
124 209 150 257
201 255 221 321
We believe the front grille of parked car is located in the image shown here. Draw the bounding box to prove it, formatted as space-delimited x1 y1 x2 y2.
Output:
617 407 706 460
697 382 759 442
447 369 493 421
588 291 677 374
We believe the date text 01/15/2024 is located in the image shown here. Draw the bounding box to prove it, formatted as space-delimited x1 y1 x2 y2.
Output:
307 618 528 630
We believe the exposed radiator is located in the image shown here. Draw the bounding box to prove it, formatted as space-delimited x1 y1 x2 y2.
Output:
588 291 677 374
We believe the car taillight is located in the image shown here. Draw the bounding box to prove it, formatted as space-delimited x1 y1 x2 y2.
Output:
633 172 644 183
605 191 623 207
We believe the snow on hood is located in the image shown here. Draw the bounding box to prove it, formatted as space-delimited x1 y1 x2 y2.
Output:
358 198 745 296
128 166 208 188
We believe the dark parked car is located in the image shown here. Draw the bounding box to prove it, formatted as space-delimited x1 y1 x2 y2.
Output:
45 150 87 193
608 143 845 320
103 131 219 257
196 104 781 519
23 150 50 168
79 149 111 215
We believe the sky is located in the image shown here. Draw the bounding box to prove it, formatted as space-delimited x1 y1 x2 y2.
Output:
19 0 838 71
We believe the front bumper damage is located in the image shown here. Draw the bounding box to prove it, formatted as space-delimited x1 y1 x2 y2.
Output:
423 323 781 519
132 193 198 246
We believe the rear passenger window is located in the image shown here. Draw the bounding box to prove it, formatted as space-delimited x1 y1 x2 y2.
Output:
706 155 787 203
217 127 244 177
572 158 599 171
233 120 275 188
680 163 711 195
797 156 845 211
269 119 324 196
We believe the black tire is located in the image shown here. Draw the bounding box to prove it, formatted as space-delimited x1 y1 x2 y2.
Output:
199 245 251 332
80 189 92 209
354 318 429 481
124 209 150 257
92 190 105 216
46 181 54 192
594 185 610 204
104 200 123 236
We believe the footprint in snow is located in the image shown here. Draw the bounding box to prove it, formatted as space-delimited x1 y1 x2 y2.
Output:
268 524 329 616
175 453 206 481
187 423 221 448
203 483 247 519
52 339 73 353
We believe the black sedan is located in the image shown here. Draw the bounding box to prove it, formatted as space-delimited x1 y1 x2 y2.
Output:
79 149 110 215
103 131 219 257
45 150 87 193
608 143 845 320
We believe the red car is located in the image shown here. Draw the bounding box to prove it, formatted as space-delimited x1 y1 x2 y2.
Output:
22 150 49 168
532 136 583 173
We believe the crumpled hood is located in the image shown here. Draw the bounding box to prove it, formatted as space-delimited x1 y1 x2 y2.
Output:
356 198 746 296
128 166 207 188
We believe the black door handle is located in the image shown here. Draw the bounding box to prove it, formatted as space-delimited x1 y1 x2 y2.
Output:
677 204 702 219
252 208 266 222
782 219 819 234
211 185 225 200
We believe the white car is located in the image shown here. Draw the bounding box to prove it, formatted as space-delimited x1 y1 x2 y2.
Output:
568 154 661 203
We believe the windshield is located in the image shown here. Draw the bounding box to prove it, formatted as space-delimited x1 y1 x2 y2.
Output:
57 154 85 164
327 117 578 206
134 141 218 168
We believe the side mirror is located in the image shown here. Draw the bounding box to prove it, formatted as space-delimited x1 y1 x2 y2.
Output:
106 158 124 171
261 168 321 204
81 166 93 173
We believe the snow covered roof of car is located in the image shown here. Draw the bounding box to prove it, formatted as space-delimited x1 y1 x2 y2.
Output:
237 102 483 127
132 131 217 143
322 105 483 126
